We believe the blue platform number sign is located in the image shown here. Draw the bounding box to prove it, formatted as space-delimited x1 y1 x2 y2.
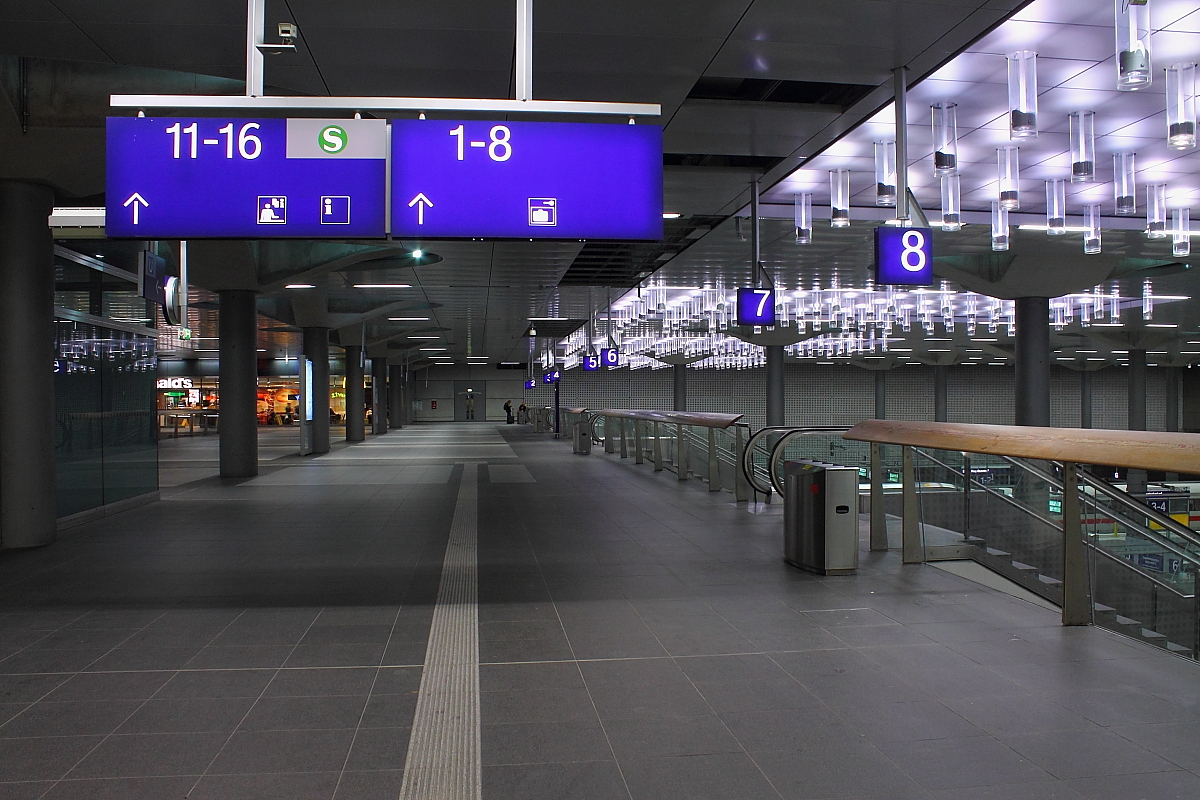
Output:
524 378 536 389
736 288 775 326
600 348 620 368
542 370 561 384
582 354 600 371
875 226 933 285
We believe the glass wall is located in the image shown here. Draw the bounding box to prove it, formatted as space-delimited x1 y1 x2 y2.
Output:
54 319 158 517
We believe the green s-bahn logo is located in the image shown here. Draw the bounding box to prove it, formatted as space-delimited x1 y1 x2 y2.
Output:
319 125 348 154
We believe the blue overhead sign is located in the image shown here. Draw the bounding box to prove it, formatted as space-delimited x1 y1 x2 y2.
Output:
106 117 387 238
736 288 776 326
600 348 620 368
390 120 662 239
874 226 934 286
582 354 600 371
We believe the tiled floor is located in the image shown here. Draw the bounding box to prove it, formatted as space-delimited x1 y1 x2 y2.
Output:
2 422 1200 799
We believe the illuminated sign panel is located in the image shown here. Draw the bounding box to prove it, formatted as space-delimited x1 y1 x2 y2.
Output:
736 288 776 326
874 226 933 285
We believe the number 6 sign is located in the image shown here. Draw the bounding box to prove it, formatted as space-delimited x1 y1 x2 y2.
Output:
874 226 934 286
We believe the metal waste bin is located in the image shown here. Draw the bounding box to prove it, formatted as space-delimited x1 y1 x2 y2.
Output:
783 460 859 575
572 418 592 455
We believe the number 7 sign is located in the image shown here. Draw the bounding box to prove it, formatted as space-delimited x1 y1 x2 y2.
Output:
736 287 776 326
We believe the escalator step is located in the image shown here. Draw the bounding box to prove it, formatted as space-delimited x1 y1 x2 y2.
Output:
1010 560 1037 571
1037 575 1062 585
1114 615 1141 626
985 548 1011 557
1093 603 1116 613
1140 629 1167 640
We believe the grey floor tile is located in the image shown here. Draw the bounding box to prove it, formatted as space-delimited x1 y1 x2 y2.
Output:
185 646 294 670
944 694 1100 736
0 700 142 738
154 669 273 699
299 625 393 646
0 674 69 703
721 708 867 753
1048 689 1198 727
693 678 822 714
754 743 927 799
620 753 780 800
1002 728 1178 779
206 729 355 774
0 781 57 800
284 644 386 669
603 715 741 759
483 760 628 800
929 782 1088 800
116 697 256 734
483 720 612 764
369 667 421 695
1109 721 1200 772
588 681 712 720
0 736 105 781
188 771 340 800
83 647 204 672
839 699 988 744
1066 770 1200 800
263 668 376 697
44 672 173 702
68 732 227 778
333 770 405 800
480 662 583 692
358 693 418 728
343 727 410 771
39 776 197 800
877 736 1054 791
481 688 597 725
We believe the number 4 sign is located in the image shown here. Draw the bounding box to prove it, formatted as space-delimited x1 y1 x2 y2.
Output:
736 288 776 326
874 226 934 286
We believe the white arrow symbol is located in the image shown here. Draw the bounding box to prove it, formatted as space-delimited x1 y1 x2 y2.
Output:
408 193 433 225
123 192 149 225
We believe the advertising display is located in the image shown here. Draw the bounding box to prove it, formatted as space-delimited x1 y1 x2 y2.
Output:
107 117 387 238
874 226 934 286
390 119 662 239
736 287 776 326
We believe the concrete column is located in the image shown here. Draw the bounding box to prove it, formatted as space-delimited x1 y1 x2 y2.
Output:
765 345 784 426
344 346 364 442
303 327 330 453
1185 367 1200 432
1080 370 1093 429
1128 349 1147 431
371 358 388 434
0 181 56 548
388 364 404 429
673 363 687 412
218 289 259 478
1014 297 1050 427
875 370 886 420
934 365 948 422
1165 366 1180 433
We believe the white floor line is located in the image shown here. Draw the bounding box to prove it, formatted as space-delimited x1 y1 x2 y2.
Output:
398 462 481 800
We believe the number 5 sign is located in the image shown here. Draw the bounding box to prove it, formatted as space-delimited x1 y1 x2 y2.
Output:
875 226 933 286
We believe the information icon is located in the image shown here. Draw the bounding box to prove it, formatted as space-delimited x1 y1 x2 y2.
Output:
320 196 351 225
257 196 287 224
528 198 557 226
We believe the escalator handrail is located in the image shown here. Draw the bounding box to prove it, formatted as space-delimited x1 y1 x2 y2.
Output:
766 428 856 495
742 426 852 496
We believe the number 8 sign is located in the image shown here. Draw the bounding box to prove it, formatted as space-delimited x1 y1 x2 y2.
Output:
874 226 934 286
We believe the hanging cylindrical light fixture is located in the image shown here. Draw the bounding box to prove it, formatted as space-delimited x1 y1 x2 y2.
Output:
991 201 1010 251
1147 184 1167 238
1115 0 1152 91
931 102 958 175
1069 111 1096 182
1173 207 1191 257
1114 152 1137 215
940 174 961 231
794 192 813 244
997 146 1020 209
829 169 850 227
1046 179 1067 234
875 141 896 206
1007 50 1038 139
1166 63 1196 149
1083 204 1102 254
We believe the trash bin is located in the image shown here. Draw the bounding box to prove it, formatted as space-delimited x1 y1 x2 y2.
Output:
573 419 592 455
783 460 859 575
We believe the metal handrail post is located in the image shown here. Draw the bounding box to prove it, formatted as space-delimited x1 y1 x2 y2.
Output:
605 415 615 453
652 422 663 471
1061 461 1090 626
870 442 887 551
734 425 749 501
902 445 922 563
634 419 643 464
619 418 628 458
677 423 688 481
708 427 720 491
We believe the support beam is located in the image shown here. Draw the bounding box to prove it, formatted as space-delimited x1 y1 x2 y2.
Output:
245 0 265 97
875 370 886 420
303 327 330 454
934 365 947 422
1060 462 1091 626
893 66 908 223
389 364 404 429
1128 349 1147 431
766 345 785 427
514 0 533 101
870 442 887 551
1014 297 1050 427
345 346 364 443
0 181 56 548
1165 367 1180 433
901 446 922 563
673 363 687 412
371 358 388 434
1080 370 1093 429
218 289 259 478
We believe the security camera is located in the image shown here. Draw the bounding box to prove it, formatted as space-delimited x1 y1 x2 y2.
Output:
278 22 298 43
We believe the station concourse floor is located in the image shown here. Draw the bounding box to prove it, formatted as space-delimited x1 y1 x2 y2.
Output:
3 423 1200 799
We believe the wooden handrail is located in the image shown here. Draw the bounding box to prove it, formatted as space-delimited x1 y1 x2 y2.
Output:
844 420 1200 473
594 409 744 429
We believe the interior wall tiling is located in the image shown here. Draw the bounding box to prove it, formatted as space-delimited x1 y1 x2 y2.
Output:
522 364 1177 433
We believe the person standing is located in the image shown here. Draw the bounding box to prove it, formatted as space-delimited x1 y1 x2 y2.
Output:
504 400 514 424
